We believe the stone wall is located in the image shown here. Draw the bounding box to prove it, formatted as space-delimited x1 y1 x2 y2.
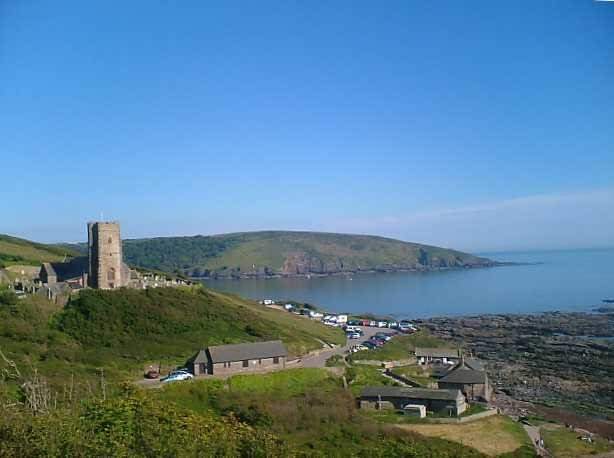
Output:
210 356 286 376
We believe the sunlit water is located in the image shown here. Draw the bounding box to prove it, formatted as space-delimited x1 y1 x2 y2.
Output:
204 248 614 319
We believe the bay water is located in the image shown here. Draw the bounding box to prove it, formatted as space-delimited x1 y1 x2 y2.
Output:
204 248 614 319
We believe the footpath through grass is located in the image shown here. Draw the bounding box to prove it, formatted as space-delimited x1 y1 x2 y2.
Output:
397 415 533 457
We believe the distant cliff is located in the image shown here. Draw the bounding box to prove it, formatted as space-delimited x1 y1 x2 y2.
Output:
119 231 500 278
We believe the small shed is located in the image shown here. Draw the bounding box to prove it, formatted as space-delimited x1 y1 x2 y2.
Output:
403 404 426 418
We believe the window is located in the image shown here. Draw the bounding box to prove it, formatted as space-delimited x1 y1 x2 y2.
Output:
273 357 279 364
108 237 113 244
258 359 262 365
107 268 116 281
242 360 249 368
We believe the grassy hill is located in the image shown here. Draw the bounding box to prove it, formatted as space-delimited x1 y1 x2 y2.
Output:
118 231 496 278
0 233 78 268
0 285 344 387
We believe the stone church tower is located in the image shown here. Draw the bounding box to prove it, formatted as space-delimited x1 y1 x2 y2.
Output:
87 221 126 289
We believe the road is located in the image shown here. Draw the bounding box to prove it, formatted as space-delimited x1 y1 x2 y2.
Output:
301 326 396 368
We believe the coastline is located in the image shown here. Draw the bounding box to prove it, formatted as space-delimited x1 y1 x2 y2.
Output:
193 260 523 281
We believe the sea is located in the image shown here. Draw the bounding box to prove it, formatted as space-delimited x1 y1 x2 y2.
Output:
203 248 614 319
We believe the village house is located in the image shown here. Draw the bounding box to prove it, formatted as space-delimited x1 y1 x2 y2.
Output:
415 347 460 365
187 340 288 376
437 358 492 402
359 386 467 416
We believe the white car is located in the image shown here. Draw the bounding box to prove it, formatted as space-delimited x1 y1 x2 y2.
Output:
162 372 194 383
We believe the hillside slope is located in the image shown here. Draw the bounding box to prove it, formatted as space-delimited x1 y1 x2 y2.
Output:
120 231 497 278
0 285 344 386
0 233 78 267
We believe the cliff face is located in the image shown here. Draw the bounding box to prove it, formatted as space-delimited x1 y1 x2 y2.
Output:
119 231 499 278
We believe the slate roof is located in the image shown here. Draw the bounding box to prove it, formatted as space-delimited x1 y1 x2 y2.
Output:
48 257 88 281
439 362 487 384
41 262 58 278
207 340 288 363
360 386 462 401
188 349 208 364
415 347 460 358
463 358 485 372
431 364 453 378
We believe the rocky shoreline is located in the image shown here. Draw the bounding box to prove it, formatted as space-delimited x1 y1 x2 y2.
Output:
416 312 614 423
193 260 519 280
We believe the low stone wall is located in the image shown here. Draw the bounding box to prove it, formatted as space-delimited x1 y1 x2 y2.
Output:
427 409 499 424
352 358 415 367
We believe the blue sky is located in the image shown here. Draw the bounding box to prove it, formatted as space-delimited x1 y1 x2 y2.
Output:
1 1 613 252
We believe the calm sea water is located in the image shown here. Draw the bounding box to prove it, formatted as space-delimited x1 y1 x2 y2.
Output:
204 249 614 319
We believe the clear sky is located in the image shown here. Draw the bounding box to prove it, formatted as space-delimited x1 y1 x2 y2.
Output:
1 1 613 252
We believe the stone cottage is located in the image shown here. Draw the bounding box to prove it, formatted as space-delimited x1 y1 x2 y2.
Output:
359 386 467 416
437 359 492 402
188 340 288 376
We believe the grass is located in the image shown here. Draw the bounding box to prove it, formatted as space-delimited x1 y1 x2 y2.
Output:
390 363 436 386
0 286 345 393
325 354 346 367
397 415 532 457
542 424 614 457
153 368 484 457
346 364 399 395
0 234 78 267
227 368 339 398
349 331 448 362
460 403 489 417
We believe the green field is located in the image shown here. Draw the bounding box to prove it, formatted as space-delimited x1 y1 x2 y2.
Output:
0 234 78 267
349 331 449 362
390 364 437 387
542 424 614 457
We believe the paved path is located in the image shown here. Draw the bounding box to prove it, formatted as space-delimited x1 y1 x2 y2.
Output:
301 326 396 368
523 424 548 456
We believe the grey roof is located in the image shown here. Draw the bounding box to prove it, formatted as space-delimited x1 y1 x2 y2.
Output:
207 340 288 363
47 257 88 281
463 358 485 372
431 364 453 378
415 347 460 358
439 362 487 385
360 386 462 401
41 262 57 277
189 349 208 364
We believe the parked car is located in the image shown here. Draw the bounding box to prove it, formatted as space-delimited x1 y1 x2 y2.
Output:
369 338 385 347
348 332 361 339
161 372 194 383
377 321 388 328
362 341 377 349
375 333 392 341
